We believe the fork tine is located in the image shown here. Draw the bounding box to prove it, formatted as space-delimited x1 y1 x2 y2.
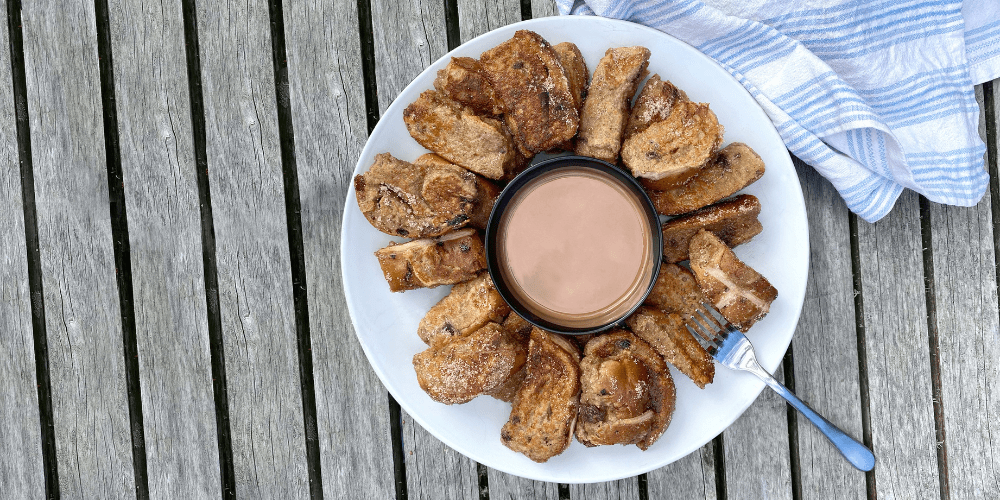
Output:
686 313 717 346
684 323 713 347
697 302 727 331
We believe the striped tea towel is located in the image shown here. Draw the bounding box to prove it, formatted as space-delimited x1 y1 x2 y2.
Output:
557 0 1000 222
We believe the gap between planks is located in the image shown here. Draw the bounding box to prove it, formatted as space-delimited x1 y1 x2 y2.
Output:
264 0 325 496
5 0 60 497
179 0 239 495
92 0 150 496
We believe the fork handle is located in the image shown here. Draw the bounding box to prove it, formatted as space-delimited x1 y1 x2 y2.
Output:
753 369 875 472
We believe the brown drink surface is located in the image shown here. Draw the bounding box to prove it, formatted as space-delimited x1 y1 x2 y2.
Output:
499 168 654 327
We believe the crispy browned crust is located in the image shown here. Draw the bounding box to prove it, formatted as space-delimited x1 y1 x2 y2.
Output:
417 274 511 346
552 42 589 113
689 230 777 332
575 330 675 449
575 46 651 163
480 30 580 155
485 313 534 402
644 263 705 319
661 194 762 263
374 229 486 292
646 143 765 216
501 328 581 462
413 322 526 405
434 56 504 116
623 99 723 190
626 307 714 389
624 75 688 140
355 152 477 237
403 89 517 179
415 154 500 229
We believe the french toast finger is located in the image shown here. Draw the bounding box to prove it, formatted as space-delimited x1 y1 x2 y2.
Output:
575 46 651 163
480 30 580 155
501 328 581 462
413 322 527 405
624 74 687 140
417 273 510 346
355 152 477 237
643 263 705 319
404 89 518 179
434 56 504 116
626 307 714 389
415 154 500 229
552 42 589 113
485 313 534 402
374 229 486 292
689 229 777 332
646 142 765 216
623 99 723 191
576 330 675 449
661 194 762 264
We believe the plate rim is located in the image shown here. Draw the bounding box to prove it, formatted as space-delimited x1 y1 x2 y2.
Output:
340 16 810 483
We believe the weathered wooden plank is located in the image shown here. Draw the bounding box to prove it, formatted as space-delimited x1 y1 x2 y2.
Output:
196 0 309 496
531 0 560 19
723 363 793 500
928 82 1000 499
570 478 640 499
282 0 396 497
371 0 448 115
856 190 940 499
0 8 46 497
402 413 480 500
106 0 221 496
369 0 484 496
21 0 136 497
645 443 716 500
458 0 520 42
486 469 560 499
789 160 867 499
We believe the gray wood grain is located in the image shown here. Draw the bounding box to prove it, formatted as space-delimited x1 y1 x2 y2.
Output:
196 0 309 496
458 0 521 42
723 363 793 500
856 190 940 499
0 7 46 498
282 0 397 497
402 412 481 500
370 1 486 497
531 0 560 19
645 443 717 500
21 0 136 497
569 478 640 499
928 82 1000 499
789 161 867 499
486 468 560 499
107 0 221 497
371 0 448 115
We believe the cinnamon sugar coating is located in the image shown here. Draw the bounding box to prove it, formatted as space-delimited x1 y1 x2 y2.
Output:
575 46 650 163
355 152 477 238
481 30 580 155
575 330 675 449
374 228 486 292
689 230 777 332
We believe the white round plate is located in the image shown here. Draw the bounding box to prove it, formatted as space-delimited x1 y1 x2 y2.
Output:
341 16 809 484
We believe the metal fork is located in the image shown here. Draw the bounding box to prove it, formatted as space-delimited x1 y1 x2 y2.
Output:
686 307 876 472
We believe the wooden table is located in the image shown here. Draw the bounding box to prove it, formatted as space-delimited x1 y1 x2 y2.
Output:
2 0 998 498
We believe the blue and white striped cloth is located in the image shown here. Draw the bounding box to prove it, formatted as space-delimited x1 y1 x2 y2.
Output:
558 0 1000 221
